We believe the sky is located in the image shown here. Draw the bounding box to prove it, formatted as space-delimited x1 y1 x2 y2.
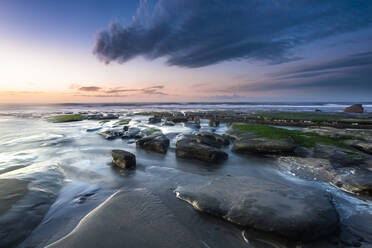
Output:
0 0 371 103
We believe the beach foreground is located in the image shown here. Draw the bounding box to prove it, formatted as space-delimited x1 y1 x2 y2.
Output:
1 104 372 248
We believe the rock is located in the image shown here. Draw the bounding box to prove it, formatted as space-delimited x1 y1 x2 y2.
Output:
232 137 296 155
136 134 170 154
277 157 336 181
175 176 339 241
86 127 101 132
111 150 136 169
182 134 222 148
167 116 188 123
148 117 161 124
164 120 175 126
98 131 117 140
196 132 230 145
122 127 143 139
209 119 220 127
344 104 364 113
176 139 228 163
313 144 366 166
331 167 372 195
340 213 372 247
351 141 372 155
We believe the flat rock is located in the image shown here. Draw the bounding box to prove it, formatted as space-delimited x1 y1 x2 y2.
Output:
175 176 339 241
331 167 372 196
232 137 296 155
136 134 170 154
111 150 136 169
277 157 336 181
176 139 228 163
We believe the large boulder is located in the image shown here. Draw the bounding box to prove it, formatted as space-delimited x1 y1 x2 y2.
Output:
111 150 136 169
344 104 364 113
331 168 372 196
175 176 339 241
176 139 228 163
136 134 170 154
232 137 296 155
196 132 230 145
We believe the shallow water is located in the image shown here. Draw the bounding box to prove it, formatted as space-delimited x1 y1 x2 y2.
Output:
0 112 371 248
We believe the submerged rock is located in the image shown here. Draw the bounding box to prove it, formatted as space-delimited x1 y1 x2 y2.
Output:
196 132 230 145
232 137 296 155
344 104 364 113
136 134 170 154
331 168 372 196
176 139 228 163
175 176 339 241
111 150 136 169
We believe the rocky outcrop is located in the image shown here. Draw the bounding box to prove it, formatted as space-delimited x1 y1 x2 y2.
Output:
176 139 228 163
344 104 364 113
175 176 339 241
136 134 170 154
196 132 230 145
331 168 372 196
232 137 296 155
111 150 136 169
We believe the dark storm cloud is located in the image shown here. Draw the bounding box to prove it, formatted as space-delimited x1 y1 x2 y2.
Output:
78 86 102 92
93 0 372 68
225 51 372 93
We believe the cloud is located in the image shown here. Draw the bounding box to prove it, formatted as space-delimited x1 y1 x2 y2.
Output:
223 51 372 94
78 86 102 92
74 85 167 96
93 0 372 68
